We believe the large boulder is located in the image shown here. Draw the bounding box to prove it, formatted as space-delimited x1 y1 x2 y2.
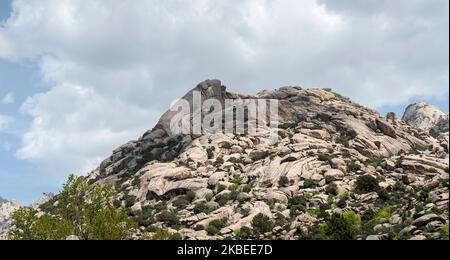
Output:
412 214 445 227
376 119 397 138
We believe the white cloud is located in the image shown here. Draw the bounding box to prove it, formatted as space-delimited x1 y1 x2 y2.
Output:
0 0 448 175
2 141 12 152
0 114 13 131
17 83 160 174
1 92 14 105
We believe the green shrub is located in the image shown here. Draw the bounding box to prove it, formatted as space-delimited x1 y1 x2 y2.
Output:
242 185 252 193
135 205 155 227
279 122 297 130
251 213 275 234
157 210 179 227
325 183 338 196
288 196 308 216
234 226 252 239
414 144 429 152
375 208 391 223
207 147 215 159
376 187 390 201
360 208 375 223
172 196 190 209
395 158 404 169
217 184 227 193
169 233 183 240
229 190 239 201
336 193 349 209
278 176 290 187
393 181 406 192
206 218 228 235
215 193 231 206
342 151 351 159
318 154 332 164
124 194 137 208
251 151 271 162
228 157 245 164
441 224 449 240
152 203 166 213
228 184 238 191
355 175 380 194
268 200 278 212
325 175 335 184
303 179 318 189
327 195 334 206
418 190 429 202
316 113 332 122
214 157 225 167
149 229 171 240
317 203 331 219
336 127 358 148
288 196 307 208
274 212 287 227
186 191 196 202
193 203 211 214
231 175 244 185
239 207 251 217
347 161 361 172
131 177 140 187
205 193 214 202
320 211 361 240
364 156 385 168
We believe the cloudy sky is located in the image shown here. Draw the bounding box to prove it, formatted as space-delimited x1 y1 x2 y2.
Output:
0 0 448 204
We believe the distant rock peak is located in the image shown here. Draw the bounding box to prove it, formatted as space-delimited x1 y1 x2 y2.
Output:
402 102 448 133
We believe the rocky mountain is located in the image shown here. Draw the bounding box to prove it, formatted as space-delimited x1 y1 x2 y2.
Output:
403 102 449 135
31 193 54 210
0 198 20 239
0 192 55 240
53 80 449 240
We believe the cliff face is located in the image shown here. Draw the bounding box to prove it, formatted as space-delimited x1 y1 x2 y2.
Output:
79 80 448 240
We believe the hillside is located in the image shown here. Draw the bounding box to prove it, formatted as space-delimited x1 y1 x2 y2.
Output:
70 80 447 240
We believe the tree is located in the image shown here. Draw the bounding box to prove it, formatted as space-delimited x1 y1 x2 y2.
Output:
251 213 274 234
320 211 361 240
9 174 136 240
206 218 228 235
355 175 380 194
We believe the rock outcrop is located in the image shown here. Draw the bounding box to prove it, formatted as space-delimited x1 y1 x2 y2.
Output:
0 192 55 240
403 102 449 134
0 198 20 239
432 115 449 135
66 80 449 240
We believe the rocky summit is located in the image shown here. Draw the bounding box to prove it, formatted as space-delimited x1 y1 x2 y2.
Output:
403 102 449 135
49 80 450 240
